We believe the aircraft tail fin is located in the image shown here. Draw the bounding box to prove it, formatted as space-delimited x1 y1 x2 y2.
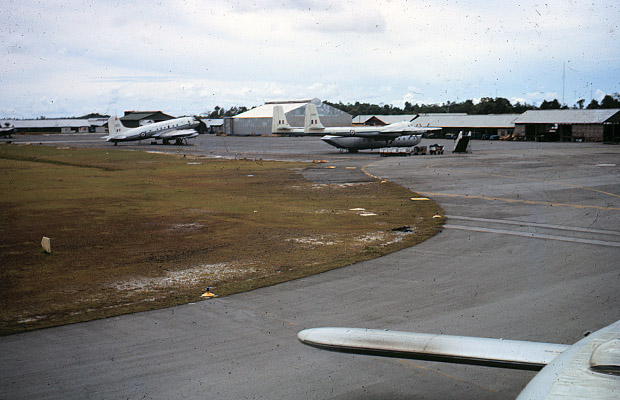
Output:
271 106 292 133
304 104 325 133
107 116 129 137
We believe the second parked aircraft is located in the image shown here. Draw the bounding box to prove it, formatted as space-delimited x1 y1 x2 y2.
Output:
272 104 439 152
104 115 205 145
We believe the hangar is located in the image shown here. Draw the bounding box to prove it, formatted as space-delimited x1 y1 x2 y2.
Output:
513 109 620 142
224 98 351 136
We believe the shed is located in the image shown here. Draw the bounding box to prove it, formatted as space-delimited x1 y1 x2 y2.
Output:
202 119 224 134
121 111 176 128
513 109 620 142
226 98 351 136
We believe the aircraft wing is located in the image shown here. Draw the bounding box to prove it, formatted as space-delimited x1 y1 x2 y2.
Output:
298 327 569 371
152 129 199 139
379 124 442 134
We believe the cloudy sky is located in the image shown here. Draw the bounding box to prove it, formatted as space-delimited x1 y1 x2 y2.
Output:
2 0 619 118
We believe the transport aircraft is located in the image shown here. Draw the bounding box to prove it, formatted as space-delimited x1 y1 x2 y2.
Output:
103 115 205 145
271 106 305 136
271 104 440 152
305 104 439 152
298 319 620 398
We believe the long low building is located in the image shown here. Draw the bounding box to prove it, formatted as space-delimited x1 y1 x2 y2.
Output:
410 113 520 139
513 109 620 142
0 118 109 134
355 110 620 142
352 115 419 126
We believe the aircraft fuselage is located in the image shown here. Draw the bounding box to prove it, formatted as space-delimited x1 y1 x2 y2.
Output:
321 134 422 152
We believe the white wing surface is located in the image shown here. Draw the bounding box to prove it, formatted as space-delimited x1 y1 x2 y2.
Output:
298 327 569 371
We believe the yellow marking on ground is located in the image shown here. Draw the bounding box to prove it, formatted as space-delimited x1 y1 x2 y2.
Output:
395 359 500 393
360 161 383 180
345 166 357 169
325 166 336 169
410 197 430 201
418 192 620 211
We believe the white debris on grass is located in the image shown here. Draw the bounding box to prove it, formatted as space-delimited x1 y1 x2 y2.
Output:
356 231 413 246
17 316 46 324
112 263 258 292
315 209 346 214
311 182 370 189
287 236 340 246
170 222 205 231
288 230 413 249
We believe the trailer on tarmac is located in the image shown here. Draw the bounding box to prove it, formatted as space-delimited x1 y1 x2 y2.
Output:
380 147 412 157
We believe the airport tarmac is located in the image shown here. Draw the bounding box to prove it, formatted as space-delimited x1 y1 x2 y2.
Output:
1 135 619 399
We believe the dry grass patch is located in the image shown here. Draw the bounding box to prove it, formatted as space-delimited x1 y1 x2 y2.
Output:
0 144 444 334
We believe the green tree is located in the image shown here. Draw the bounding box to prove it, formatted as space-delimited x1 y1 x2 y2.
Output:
600 94 620 109
540 99 562 109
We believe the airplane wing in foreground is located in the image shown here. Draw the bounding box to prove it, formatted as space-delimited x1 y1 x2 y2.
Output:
298 328 568 370
299 321 620 398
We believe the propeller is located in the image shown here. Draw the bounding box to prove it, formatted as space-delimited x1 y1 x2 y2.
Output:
194 116 209 134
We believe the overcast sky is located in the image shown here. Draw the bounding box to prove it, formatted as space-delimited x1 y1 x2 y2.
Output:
2 0 619 118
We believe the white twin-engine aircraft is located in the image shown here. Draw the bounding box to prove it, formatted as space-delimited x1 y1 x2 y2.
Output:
104 115 204 145
299 320 620 398
272 104 440 152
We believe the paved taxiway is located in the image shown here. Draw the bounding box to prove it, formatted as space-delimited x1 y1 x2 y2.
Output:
1 135 619 399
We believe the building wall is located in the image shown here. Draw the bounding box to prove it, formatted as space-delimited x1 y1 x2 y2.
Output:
230 117 271 136
573 124 604 142
515 123 604 142
514 124 525 139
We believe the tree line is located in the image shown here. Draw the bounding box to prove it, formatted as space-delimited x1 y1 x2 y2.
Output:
206 93 620 118
324 93 620 116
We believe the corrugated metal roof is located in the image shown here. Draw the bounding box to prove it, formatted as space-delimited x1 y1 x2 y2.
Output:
3 119 93 128
352 115 374 124
234 102 309 118
121 111 175 121
514 109 620 124
265 99 315 105
353 115 418 124
412 114 519 128
375 115 418 124
203 119 223 126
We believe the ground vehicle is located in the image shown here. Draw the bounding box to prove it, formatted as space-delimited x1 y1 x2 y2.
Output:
428 144 444 155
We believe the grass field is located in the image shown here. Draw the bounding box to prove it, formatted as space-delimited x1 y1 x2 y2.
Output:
0 144 444 335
